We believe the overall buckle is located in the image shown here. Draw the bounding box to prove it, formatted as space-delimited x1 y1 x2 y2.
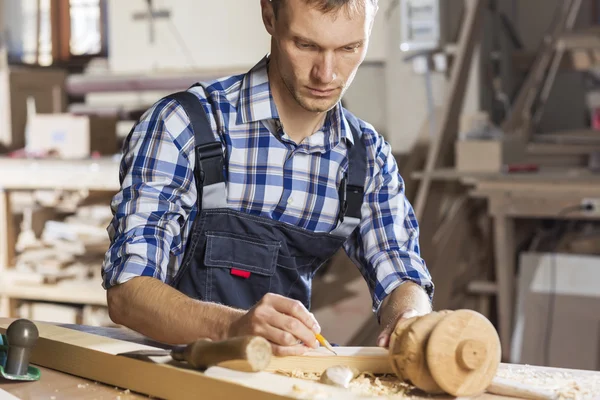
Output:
195 142 224 186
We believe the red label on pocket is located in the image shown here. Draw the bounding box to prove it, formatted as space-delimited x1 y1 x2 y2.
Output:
231 268 251 279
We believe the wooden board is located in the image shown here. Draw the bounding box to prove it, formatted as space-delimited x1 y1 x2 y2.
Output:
413 0 485 220
0 319 376 400
1 365 147 400
0 388 20 400
3 319 600 399
0 157 119 191
267 347 392 374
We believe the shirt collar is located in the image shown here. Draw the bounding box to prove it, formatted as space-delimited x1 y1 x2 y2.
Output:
236 55 354 149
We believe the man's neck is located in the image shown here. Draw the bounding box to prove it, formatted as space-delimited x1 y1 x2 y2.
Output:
268 61 327 144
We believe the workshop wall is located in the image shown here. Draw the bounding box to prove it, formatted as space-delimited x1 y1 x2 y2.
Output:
3 0 591 153
106 0 387 73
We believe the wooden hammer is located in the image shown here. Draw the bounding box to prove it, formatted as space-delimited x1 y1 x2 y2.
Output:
118 336 272 372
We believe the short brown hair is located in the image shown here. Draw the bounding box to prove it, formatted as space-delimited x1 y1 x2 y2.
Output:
271 0 378 18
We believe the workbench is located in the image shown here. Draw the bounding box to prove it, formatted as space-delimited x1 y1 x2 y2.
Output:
1 318 599 399
413 167 600 362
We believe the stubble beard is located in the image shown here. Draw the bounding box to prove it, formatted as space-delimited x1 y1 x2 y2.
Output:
282 74 344 113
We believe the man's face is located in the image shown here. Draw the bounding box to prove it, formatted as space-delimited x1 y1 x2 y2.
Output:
265 0 375 113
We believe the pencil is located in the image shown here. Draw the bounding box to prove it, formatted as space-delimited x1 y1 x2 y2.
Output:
315 333 338 355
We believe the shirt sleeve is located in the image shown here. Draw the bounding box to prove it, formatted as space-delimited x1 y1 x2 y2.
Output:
343 127 434 316
101 98 197 289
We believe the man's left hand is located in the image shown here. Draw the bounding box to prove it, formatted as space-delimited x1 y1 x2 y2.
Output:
376 282 432 348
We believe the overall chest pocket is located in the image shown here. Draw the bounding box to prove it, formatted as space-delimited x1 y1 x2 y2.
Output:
204 231 280 309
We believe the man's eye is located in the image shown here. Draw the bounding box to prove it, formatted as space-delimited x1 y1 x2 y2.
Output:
297 42 313 49
344 45 359 52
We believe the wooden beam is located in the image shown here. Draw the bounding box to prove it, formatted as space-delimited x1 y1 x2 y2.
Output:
267 347 391 374
491 214 515 362
413 0 486 220
0 190 15 270
50 0 71 63
501 0 582 136
0 158 120 191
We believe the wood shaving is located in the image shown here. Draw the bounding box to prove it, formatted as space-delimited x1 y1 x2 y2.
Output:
276 370 417 398
496 366 600 400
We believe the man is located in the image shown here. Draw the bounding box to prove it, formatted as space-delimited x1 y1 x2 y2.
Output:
102 0 434 356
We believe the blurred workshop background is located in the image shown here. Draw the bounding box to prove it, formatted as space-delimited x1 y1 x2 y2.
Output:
1 0 600 371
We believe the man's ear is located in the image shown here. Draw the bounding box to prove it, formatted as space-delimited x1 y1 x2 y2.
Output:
261 0 276 35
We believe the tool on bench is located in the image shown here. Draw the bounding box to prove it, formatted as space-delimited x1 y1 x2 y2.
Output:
118 335 272 372
0 319 41 381
388 309 558 400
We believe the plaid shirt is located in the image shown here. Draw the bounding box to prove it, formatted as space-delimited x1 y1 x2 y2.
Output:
102 55 433 313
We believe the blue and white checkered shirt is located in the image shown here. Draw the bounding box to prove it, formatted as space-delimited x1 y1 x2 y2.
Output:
101 55 433 314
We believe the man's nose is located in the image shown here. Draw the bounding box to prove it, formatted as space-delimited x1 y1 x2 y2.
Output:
312 52 337 84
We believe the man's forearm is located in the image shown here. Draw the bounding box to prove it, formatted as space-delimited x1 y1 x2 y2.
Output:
107 276 245 345
379 281 432 328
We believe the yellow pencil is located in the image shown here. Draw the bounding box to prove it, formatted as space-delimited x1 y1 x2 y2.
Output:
315 333 338 355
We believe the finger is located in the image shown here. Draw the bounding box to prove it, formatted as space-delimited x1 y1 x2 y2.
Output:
269 313 319 349
271 343 311 357
377 309 424 348
399 308 420 320
257 324 302 347
377 330 391 348
272 297 320 334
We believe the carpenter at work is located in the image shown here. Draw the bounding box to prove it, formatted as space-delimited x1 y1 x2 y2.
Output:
101 0 434 356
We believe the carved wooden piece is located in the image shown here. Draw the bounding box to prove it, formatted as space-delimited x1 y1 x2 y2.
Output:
389 315 419 380
389 310 501 397
427 310 500 396
394 312 449 394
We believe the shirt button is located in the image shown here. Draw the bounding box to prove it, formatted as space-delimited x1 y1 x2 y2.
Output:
287 197 294 205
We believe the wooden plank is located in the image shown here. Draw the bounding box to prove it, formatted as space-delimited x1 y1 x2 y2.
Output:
266 347 391 374
558 32 600 50
0 388 20 400
501 0 579 135
413 0 486 220
0 157 119 191
1 365 147 399
487 193 600 220
491 215 516 362
530 0 584 130
0 278 107 306
3 319 600 399
476 180 600 196
0 319 360 400
0 50 10 150
0 190 15 271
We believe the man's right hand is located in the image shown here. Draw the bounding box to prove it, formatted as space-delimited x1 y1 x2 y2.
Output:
228 293 322 356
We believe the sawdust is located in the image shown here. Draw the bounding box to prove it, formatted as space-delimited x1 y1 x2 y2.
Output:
278 367 600 399
497 366 600 400
276 370 417 398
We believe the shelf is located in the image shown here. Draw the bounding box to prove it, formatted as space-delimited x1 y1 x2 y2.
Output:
0 157 120 191
0 278 107 306
65 67 247 95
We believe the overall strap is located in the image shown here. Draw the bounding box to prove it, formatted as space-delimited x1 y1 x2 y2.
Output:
164 91 227 210
331 110 367 238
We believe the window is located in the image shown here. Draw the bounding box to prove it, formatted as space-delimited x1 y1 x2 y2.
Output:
2 0 107 66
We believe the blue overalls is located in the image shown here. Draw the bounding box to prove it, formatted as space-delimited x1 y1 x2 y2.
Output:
166 90 366 311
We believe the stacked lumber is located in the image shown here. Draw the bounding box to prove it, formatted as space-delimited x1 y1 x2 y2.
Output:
14 199 110 285
7 190 113 325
